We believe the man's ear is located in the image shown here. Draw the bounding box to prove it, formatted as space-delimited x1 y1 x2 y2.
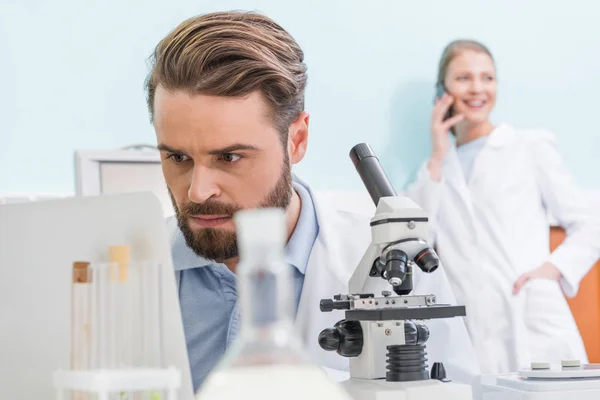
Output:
288 111 309 165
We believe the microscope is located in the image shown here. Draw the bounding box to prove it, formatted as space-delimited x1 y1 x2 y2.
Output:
317 143 473 400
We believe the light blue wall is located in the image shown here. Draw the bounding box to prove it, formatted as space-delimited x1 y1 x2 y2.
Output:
1 0 599 195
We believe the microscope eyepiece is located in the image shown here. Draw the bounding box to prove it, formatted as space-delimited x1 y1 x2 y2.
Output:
350 143 397 206
349 143 377 165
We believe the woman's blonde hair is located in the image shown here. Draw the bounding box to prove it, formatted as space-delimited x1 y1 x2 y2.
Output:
436 39 494 88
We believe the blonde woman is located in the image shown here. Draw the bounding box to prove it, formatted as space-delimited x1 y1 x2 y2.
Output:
407 39 600 373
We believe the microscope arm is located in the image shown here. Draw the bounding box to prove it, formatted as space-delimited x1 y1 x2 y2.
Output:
348 244 382 295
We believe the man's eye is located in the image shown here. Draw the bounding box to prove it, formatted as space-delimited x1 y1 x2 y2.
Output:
169 154 189 164
219 153 242 163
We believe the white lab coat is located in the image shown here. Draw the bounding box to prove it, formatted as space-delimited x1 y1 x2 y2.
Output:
293 177 481 385
406 123 600 373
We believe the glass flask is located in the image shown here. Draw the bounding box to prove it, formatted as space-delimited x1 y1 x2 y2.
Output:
196 208 352 400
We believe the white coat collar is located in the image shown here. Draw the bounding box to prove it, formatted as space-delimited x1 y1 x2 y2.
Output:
447 122 516 154
291 175 360 293
438 122 514 221
486 122 518 148
442 122 517 199
441 142 473 217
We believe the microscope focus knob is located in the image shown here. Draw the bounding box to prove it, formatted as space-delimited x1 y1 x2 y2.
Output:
404 321 430 345
415 322 430 345
320 299 351 312
318 320 363 357
318 328 340 351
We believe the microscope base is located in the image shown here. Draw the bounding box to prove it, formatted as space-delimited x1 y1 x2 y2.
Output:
340 378 472 400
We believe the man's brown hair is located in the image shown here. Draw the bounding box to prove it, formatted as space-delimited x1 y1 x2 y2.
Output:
145 11 307 143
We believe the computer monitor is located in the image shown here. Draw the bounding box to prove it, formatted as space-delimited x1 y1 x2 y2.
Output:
0 193 70 205
74 148 174 217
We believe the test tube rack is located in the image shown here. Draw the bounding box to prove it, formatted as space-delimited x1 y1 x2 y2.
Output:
53 367 181 400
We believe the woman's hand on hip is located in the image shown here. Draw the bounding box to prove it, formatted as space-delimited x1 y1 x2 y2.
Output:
513 262 562 295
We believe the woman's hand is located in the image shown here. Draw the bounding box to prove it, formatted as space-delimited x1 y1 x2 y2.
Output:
431 94 464 160
428 94 464 181
513 262 562 294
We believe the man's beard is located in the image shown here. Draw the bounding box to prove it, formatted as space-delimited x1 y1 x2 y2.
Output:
169 161 292 262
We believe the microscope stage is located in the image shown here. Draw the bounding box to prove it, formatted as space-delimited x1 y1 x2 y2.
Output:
345 305 466 321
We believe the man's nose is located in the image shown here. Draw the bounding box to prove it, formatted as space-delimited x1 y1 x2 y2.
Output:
188 165 220 204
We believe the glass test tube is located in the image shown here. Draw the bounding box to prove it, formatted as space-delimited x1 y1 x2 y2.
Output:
109 245 133 370
134 261 164 400
139 261 163 368
71 261 91 400
89 262 119 369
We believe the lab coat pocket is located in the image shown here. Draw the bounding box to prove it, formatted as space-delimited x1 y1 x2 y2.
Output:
523 280 567 332
524 279 562 308
523 279 577 361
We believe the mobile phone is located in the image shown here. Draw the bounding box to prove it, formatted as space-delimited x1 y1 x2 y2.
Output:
435 83 454 121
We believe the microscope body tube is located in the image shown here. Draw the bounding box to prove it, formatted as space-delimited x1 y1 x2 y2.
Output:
349 143 397 206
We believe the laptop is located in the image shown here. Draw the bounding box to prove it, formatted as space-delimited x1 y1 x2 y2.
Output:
0 192 194 400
